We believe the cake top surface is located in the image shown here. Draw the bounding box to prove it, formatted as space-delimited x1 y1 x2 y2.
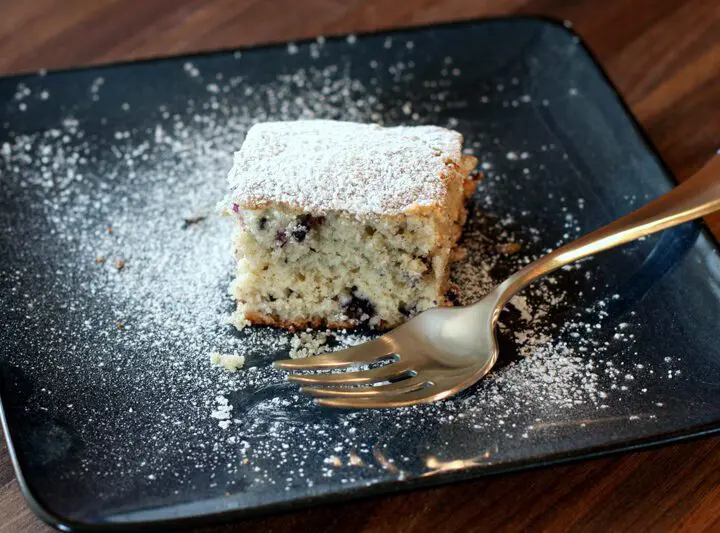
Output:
226 120 466 216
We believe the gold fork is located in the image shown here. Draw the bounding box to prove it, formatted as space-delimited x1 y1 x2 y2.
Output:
275 155 720 408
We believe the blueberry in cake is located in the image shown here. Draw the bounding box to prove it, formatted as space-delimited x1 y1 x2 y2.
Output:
223 120 478 331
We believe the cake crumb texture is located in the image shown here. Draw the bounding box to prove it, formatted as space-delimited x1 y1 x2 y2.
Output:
289 330 332 359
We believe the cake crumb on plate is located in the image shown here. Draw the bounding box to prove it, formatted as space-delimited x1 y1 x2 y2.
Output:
289 330 331 359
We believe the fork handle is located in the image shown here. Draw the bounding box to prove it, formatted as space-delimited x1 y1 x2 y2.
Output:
490 154 720 310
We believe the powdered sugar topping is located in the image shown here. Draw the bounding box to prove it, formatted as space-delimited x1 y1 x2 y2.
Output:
227 120 464 215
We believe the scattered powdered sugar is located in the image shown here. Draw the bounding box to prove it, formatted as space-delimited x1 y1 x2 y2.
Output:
0 33 683 514
227 120 464 216
211 395 234 430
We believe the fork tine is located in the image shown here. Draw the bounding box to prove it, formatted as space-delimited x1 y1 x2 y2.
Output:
273 337 396 370
314 383 448 409
300 376 431 397
286 362 411 385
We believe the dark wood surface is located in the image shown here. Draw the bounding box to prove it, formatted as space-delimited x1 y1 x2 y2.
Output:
1 1 719 531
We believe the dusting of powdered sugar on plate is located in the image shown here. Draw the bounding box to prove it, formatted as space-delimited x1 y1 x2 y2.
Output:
0 33 684 512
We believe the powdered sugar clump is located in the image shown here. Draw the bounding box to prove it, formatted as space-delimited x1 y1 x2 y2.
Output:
210 351 246 372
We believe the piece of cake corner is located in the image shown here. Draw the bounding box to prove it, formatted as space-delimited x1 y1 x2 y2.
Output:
223 120 478 331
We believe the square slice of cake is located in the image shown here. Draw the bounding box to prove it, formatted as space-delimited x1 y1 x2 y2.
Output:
223 120 478 331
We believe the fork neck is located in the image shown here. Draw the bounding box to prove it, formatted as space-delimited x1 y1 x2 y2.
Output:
489 154 720 311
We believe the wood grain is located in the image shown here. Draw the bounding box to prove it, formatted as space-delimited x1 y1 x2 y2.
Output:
0 1 719 531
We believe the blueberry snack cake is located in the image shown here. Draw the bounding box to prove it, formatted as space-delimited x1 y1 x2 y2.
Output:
224 120 478 331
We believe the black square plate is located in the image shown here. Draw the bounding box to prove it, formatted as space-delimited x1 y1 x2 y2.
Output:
1 17 720 531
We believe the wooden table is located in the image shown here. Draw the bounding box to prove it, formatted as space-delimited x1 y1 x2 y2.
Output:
1 1 719 531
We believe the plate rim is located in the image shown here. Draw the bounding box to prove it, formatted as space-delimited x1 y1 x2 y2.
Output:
1 14 718 532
